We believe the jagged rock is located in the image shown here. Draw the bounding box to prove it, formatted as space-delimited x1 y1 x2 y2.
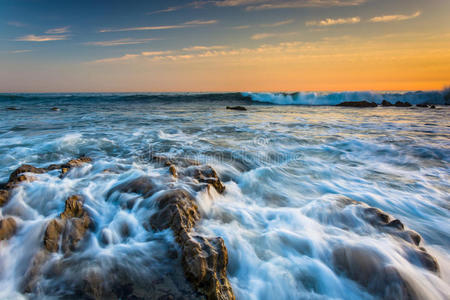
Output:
416 104 428 108
6 164 46 189
150 189 234 300
394 101 412 107
430 105 436 109
0 217 17 240
150 189 200 240
381 100 393 106
44 195 91 253
337 101 377 107
169 165 178 177
226 106 247 111
183 165 226 194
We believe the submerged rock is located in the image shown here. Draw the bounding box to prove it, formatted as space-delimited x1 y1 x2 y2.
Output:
6 107 19 110
226 106 247 111
51 107 60 111
0 217 17 240
337 101 377 108
416 104 429 108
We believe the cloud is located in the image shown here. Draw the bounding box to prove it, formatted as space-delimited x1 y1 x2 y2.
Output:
370 11 421 23
306 17 360 26
261 19 294 27
147 6 180 15
141 51 174 56
182 45 227 51
85 38 157 46
233 25 251 29
45 26 70 34
100 20 218 32
251 33 277 40
212 0 366 10
11 50 32 54
15 34 69 42
90 54 140 64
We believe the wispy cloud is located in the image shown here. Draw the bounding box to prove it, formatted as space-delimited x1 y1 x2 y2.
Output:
251 33 277 40
141 51 174 56
212 0 366 10
370 11 421 23
182 45 227 51
11 50 32 54
15 34 69 42
90 54 140 64
100 20 218 32
306 17 360 26
45 26 70 34
85 38 157 47
232 25 251 29
261 19 294 27
147 6 180 15
7 21 26 27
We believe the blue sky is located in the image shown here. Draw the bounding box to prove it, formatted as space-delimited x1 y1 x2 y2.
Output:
1 0 449 92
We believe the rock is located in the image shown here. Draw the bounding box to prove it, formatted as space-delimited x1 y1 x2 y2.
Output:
416 104 428 108
6 107 19 110
333 246 421 299
182 236 234 300
386 219 404 230
226 106 247 111
337 101 377 108
151 155 200 168
430 105 436 109
107 176 159 198
0 189 10 207
150 189 235 300
183 165 226 194
6 164 46 189
0 217 17 240
51 107 60 111
44 195 91 253
381 100 393 107
169 165 178 177
394 101 412 107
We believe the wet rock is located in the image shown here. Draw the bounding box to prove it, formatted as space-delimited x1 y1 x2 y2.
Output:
151 155 200 168
150 189 200 240
337 101 377 108
386 219 404 230
51 107 60 111
394 101 412 107
0 189 10 207
226 106 247 111
150 189 235 300
183 165 226 194
169 165 178 177
333 246 421 299
404 247 440 274
0 217 17 240
107 176 159 198
381 100 394 107
6 164 46 189
430 105 436 109
416 104 428 108
6 107 19 110
44 195 91 253
183 236 234 300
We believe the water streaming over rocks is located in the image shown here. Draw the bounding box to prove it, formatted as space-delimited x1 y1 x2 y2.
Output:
0 94 449 299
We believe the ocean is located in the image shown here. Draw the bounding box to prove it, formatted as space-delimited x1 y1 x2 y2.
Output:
0 92 449 299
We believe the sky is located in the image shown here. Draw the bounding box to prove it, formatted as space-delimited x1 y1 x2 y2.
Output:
1 0 449 92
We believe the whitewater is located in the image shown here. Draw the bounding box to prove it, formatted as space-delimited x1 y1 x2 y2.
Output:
0 93 449 299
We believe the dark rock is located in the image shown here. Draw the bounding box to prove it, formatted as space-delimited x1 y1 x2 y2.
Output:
416 104 428 108
6 107 19 110
430 105 436 109
394 101 412 107
337 101 377 108
386 219 404 230
381 100 393 107
107 176 159 198
51 107 60 111
44 195 92 253
333 246 422 299
0 217 17 240
226 106 247 111
364 207 391 224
